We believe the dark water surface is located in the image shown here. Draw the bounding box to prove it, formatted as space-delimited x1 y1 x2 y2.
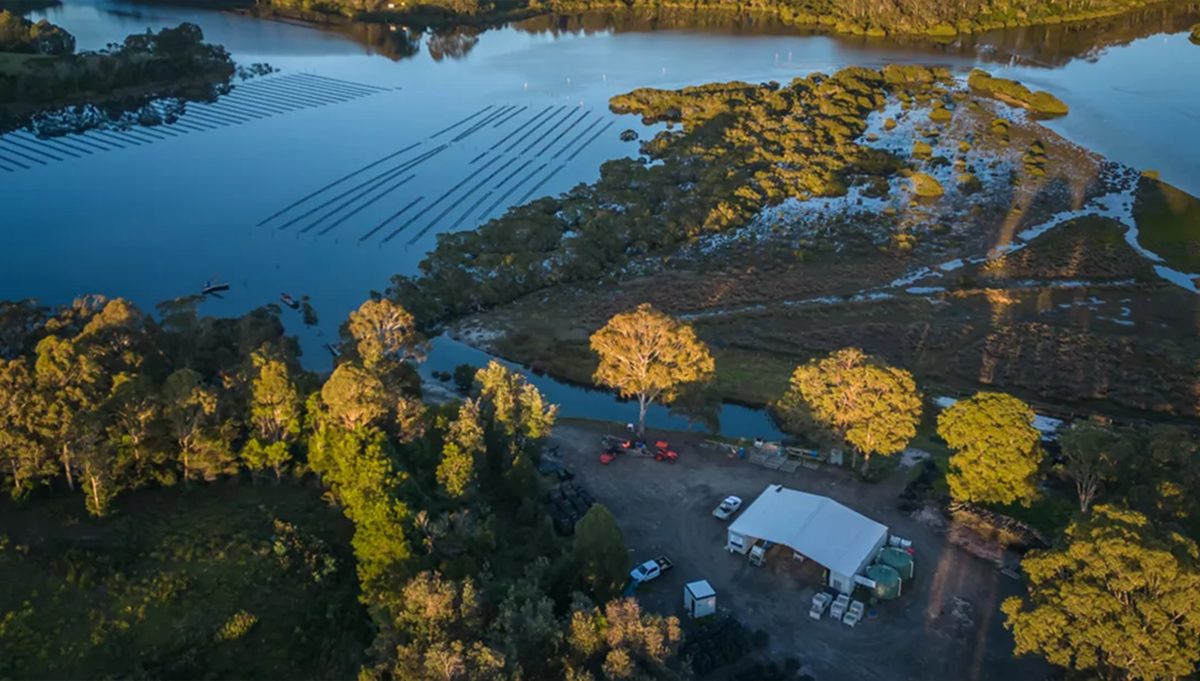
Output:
3 1 1197 435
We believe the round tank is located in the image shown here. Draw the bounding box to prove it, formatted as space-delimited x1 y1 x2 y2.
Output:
865 564 903 600
879 547 915 580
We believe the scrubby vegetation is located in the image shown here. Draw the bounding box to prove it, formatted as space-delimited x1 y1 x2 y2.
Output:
394 65 954 321
910 171 944 197
0 485 370 679
967 68 1070 117
1191 21 1200 42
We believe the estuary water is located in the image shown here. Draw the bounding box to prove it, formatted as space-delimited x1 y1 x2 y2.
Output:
2 0 1198 436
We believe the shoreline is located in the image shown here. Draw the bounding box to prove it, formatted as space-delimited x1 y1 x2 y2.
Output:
443 325 782 415
233 0 1199 40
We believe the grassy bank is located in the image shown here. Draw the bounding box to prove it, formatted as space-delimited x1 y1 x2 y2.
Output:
0 482 370 679
1133 177 1200 271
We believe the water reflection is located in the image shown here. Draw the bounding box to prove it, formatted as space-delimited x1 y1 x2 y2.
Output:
510 4 1200 68
332 3 1200 67
423 335 785 439
345 21 421 60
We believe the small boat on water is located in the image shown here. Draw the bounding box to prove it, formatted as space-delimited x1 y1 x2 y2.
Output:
202 280 230 295
325 343 342 358
280 293 300 309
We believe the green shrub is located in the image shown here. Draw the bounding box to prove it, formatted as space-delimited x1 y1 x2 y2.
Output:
911 173 944 198
968 69 1068 117
216 610 258 642
957 173 982 193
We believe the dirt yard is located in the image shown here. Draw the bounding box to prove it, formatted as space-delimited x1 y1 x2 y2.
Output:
548 421 1047 681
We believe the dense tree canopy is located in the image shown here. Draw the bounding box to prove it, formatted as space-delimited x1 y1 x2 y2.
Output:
572 504 629 603
242 350 302 479
1002 505 1200 681
938 392 1042 506
778 347 921 474
347 297 425 371
437 399 483 498
321 363 391 431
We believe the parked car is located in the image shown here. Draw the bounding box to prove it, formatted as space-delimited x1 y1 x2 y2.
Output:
712 495 743 520
630 556 674 584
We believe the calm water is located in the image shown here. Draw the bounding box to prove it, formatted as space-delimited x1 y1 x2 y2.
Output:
3 0 1198 436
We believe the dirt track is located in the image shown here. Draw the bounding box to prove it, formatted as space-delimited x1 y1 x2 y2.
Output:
548 421 1047 681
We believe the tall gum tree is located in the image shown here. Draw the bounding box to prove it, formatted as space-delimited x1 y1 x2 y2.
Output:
33 335 103 490
1057 421 1120 513
0 358 53 497
244 349 302 479
346 298 426 371
589 304 714 436
779 347 921 475
938 391 1042 506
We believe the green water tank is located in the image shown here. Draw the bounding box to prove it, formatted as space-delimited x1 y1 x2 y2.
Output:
879 547 915 580
866 563 903 600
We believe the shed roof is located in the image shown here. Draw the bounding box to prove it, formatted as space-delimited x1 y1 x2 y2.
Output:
728 485 888 577
686 580 715 599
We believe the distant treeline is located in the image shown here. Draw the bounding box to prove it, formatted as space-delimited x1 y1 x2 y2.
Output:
539 0 1189 35
258 0 1192 35
0 0 60 13
0 22 234 128
0 9 72 54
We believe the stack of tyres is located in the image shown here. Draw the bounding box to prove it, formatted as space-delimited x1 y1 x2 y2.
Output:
549 481 594 536
682 616 750 677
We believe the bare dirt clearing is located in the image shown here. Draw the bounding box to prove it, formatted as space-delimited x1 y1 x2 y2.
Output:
548 421 1045 681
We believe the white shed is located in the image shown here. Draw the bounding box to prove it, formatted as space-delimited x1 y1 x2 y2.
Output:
726 485 889 594
684 580 716 619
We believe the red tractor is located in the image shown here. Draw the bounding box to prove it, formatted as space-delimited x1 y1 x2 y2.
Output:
654 441 678 463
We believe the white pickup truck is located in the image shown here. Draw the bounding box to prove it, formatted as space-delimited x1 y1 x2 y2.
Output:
630 556 674 584
712 495 743 520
